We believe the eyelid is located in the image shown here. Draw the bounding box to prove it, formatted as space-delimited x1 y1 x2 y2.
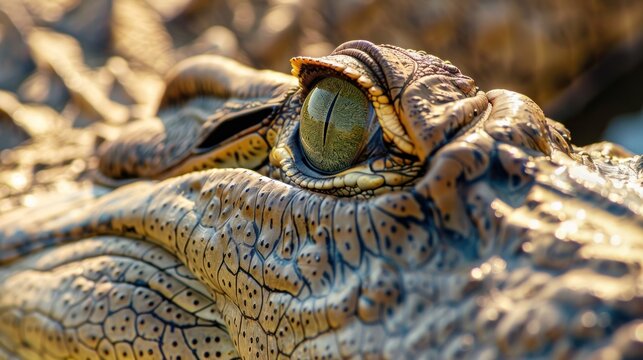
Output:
299 70 361 99
291 56 383 100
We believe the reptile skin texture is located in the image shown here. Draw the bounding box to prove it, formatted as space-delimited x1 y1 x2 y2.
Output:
1 41 642 359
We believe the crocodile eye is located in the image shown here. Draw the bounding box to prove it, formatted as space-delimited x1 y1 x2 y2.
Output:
299 77 373 173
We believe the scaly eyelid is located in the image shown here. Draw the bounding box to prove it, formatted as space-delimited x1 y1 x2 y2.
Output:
290 55 388 106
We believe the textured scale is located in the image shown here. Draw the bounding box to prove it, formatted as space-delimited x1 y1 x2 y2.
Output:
0 237 238 359
1 41 643 359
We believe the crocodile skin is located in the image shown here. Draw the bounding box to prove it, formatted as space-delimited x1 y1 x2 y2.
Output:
1 41 643 360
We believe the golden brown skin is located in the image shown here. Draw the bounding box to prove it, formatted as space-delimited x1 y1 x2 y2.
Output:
1 41 643 359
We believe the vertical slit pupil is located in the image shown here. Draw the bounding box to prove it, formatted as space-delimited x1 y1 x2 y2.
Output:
322 91 340 146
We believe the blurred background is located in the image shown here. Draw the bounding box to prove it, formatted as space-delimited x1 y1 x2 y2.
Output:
1 0 642 153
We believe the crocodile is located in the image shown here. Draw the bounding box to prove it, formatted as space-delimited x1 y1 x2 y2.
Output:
1 40 643 359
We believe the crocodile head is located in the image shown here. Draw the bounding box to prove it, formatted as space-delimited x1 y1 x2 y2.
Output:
1 41 642 359
97 39 578 246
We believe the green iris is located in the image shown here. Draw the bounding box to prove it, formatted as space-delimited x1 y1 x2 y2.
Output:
299 77 372 173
